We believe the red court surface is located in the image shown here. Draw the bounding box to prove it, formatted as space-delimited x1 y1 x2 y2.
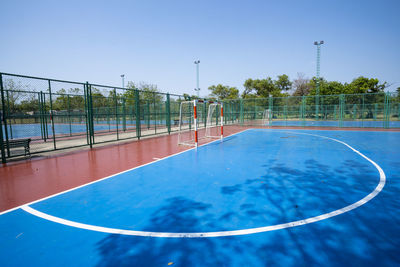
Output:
0 126 247 212
1 125 398 213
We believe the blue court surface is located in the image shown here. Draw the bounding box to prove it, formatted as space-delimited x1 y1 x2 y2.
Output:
4 120 166 139
1 129 399 266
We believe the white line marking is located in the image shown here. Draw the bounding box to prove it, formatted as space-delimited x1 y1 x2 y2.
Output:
0 128 250 216
153 157 161 160
19 129 387 237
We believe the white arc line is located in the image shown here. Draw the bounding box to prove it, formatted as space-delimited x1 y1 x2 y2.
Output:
21 130 386 238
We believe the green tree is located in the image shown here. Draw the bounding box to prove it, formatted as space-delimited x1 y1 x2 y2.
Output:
2 79 28 113
19 96 40 113
345 76 387 94
308 79 345 95
90 87 108 108
275 74 292 92
242 78 278 98
125 81 163 103
242 76 289 98
308 76 387 96
52 89 69 110
208 84 239 100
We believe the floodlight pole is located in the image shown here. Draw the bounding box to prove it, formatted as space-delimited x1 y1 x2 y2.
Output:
121 74 125 88
314 40 324 120
194 60 200 97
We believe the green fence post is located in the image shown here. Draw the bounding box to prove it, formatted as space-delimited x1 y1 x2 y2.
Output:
41 92 49 140
6 90 13 139
284 97 288 125
67 94 72 136
384 92 390 129
114 88 119 140
107 107 111 131
362 94 365 128
299 100 302 122
339 94 344 127
0 74 8 162
374 103 378 120
353 104 357 120
0 109 5 163
48 80 56 150
135 89 141 139
38 92 44 140
122 97 126 132
146 101 150 130
240 99 244 126
166 93 171 134
89 84 95 145
83 83 91 147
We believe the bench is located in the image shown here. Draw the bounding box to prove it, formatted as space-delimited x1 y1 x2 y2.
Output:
4 138 31 157
173 119 180 126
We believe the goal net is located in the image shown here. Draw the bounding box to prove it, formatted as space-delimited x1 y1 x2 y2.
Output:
262 109 272 126
177 100 204 147
205 103 223 139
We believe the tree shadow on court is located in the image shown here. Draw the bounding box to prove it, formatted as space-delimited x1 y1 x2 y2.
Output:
94 157 398 266
215 156 393 265
95 196 235 266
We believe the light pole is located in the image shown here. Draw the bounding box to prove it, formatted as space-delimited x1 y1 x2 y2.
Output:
194 60 200 97
121 74 125 88
314 40 324 119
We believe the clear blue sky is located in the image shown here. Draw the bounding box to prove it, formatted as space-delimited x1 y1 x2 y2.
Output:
1 0 399 96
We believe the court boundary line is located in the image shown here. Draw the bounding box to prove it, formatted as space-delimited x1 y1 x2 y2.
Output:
9 129 388 238
0 128 250 216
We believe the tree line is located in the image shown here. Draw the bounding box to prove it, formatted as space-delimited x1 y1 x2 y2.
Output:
207 73 397 100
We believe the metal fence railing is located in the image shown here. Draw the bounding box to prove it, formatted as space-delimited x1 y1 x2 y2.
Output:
1 72 399 163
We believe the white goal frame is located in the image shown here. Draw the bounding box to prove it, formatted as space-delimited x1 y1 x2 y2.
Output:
205 102 224 140
262 109 272 126
177 100 224 147
177 100 201 147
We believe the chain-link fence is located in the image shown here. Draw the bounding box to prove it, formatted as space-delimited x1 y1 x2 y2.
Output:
1 72 399 163
222 92 400 128
0 73 186 162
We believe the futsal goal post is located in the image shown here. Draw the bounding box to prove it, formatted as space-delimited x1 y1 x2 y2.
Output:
177 100 223 147
262 109 272 126
205 102 224 140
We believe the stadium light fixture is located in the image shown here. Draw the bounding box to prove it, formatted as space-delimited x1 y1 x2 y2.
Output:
314 40 324 120
194 60 200 97
120 74 125 88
